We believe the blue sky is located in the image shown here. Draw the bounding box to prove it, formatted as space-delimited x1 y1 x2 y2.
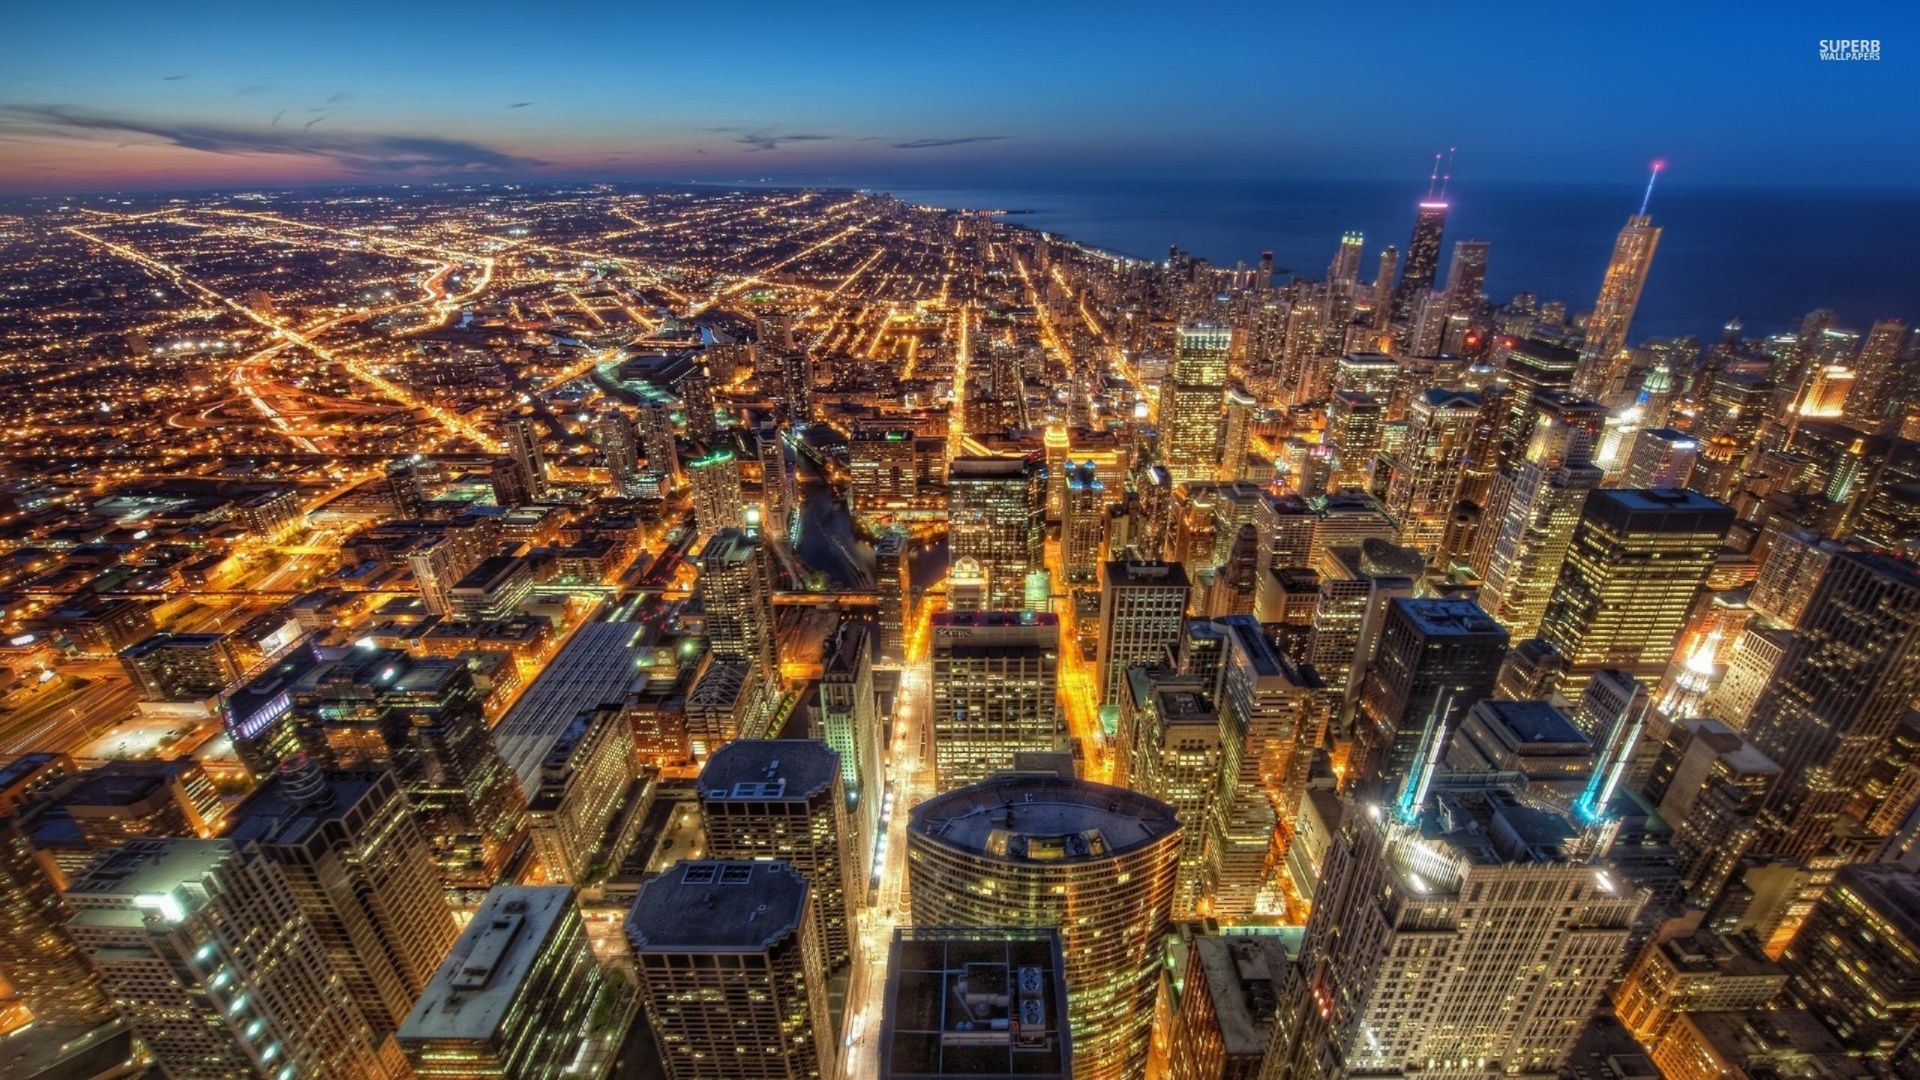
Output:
0 0 1912 191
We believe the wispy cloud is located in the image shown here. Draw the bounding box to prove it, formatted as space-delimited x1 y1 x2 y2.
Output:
508 101 534 109
891 136 1008 149
0 106 549 175
702 127 836 152
161 75 188 81
324 91 351 104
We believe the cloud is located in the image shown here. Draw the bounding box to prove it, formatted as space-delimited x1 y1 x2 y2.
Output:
0 105 549 175
891 136 1008 149
508 101 534 109
325 91 351 104
269 109 284 126
161 75 188 81
701 127 836 152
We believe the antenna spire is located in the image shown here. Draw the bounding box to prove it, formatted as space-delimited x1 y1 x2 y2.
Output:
1638 159 1665 217
1426 152 1442 198
1439 147 1456 199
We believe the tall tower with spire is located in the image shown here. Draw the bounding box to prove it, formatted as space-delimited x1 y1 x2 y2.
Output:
1391 151 1452 322
1577 162 1665 400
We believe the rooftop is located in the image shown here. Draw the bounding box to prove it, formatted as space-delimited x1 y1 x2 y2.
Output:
224 767 387 849
700 739 839 802
1101 560 1190 589
626 860 810 953
494 621 651 797
398 886 577 1043
879 928 1071 1079
909 775 1178 864
1193 935 1290 1058
1395 597 1507 638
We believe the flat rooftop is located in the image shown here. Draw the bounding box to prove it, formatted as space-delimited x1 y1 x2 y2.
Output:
494 621 651 798
398 885 576 1043
626 860 810 953
699 739 838 802
225 769 386 849
1194 935 1289 1058
909 775 1178 864
879 928 1070 1079
1394 597 1507 639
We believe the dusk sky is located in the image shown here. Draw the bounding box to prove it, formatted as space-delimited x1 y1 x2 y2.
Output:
1 0 1913 193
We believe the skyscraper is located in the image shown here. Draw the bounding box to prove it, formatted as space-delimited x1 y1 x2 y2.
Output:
1577 166 1663 399
1443 238 1489 319
1095 560 1191 707
1778 863 1920 1061
688 448 746 535
1064 460 1107 584
64 838 399 1080
930 610 1061 789
948 454 1048 611
637 391 680 487
875 532 910 663
224 758 458 1035
1382 388 1488 560
907 775 1181 1080
629 861 836 1080
1476 396 1608 637
0 815 114 1027
1370 246 1399 331
1264 781 1646 1080
1118 669 1220 917
1620 427 1699 490
699 527 777 676
598 408 642 495
1328 231 1364 284
818 617 882 891
1208 615 1328 919
1538 489 1734 698
500 413 548 500
399 885 605 1080
1351 597 1509 797
1845 318 1910 431
1325 391 1383 493
1743 551 1920 859
699 739 856 970
1391 198 1448 322
1162 324 1232 485
758 421 795 535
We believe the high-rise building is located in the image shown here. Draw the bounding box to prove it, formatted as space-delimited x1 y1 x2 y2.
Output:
1329 231 1365 284
699 527 777 676
1095 560 1190 707
1747 528 1843 628
1351 597 1509 797
1744 551 1920 859
949 454 1048 611
1492 637 1564 701
599 408 643 495
689 448 746 535
1221 386 1258 481
700 740 855 970
1383 388 1487 560
1476 396 1608 637
1619 427 1699 490
1163 324 1232 485
119 632 240 701
629 860 835 1080
851 428 921 521
818 618 882 889
1169 935 1291 1080
1064 461 1107 585
875 533 911 663
65 838 398 1080
877 927 1072 1080
525 703 638 883
1612 929 1786 1049
681 365 718 439
1538 489 1734 698
1308 540 1422 725
1208 616 1328 919
1325 391 1382 493
225 758 459 1035
1391 198 1448 322
1118 670 1220 917
1369 246 1399 331
1704 625 1791 729
637 391 680 487
1443 239 1489 319
398 885 604 1080
1645 719 1782 899
501 413 548 500
1264 781 1647 1080
907 775 1181 1080
1577 170 1663 399
0 815 115 1027
1845 318 1911 431
758 421 795 535
1779 863 1920 1060
930 611 1060 790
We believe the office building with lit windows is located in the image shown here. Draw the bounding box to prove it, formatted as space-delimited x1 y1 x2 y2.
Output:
930 611 1060 790
628 860 835 1080
689 448 746 535
1163 324 1232 485
699 739 855 970
225 758 459 1035
907 775 1180 1080
0 815 115 1027
1095 560 1190 707
525 702 639 884
64 837 399 1080
1538 489 1733 699
949 454 1048 611
398 885 604 1080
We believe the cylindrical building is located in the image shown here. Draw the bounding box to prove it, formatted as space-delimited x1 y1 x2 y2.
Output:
906 774 1180 1080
